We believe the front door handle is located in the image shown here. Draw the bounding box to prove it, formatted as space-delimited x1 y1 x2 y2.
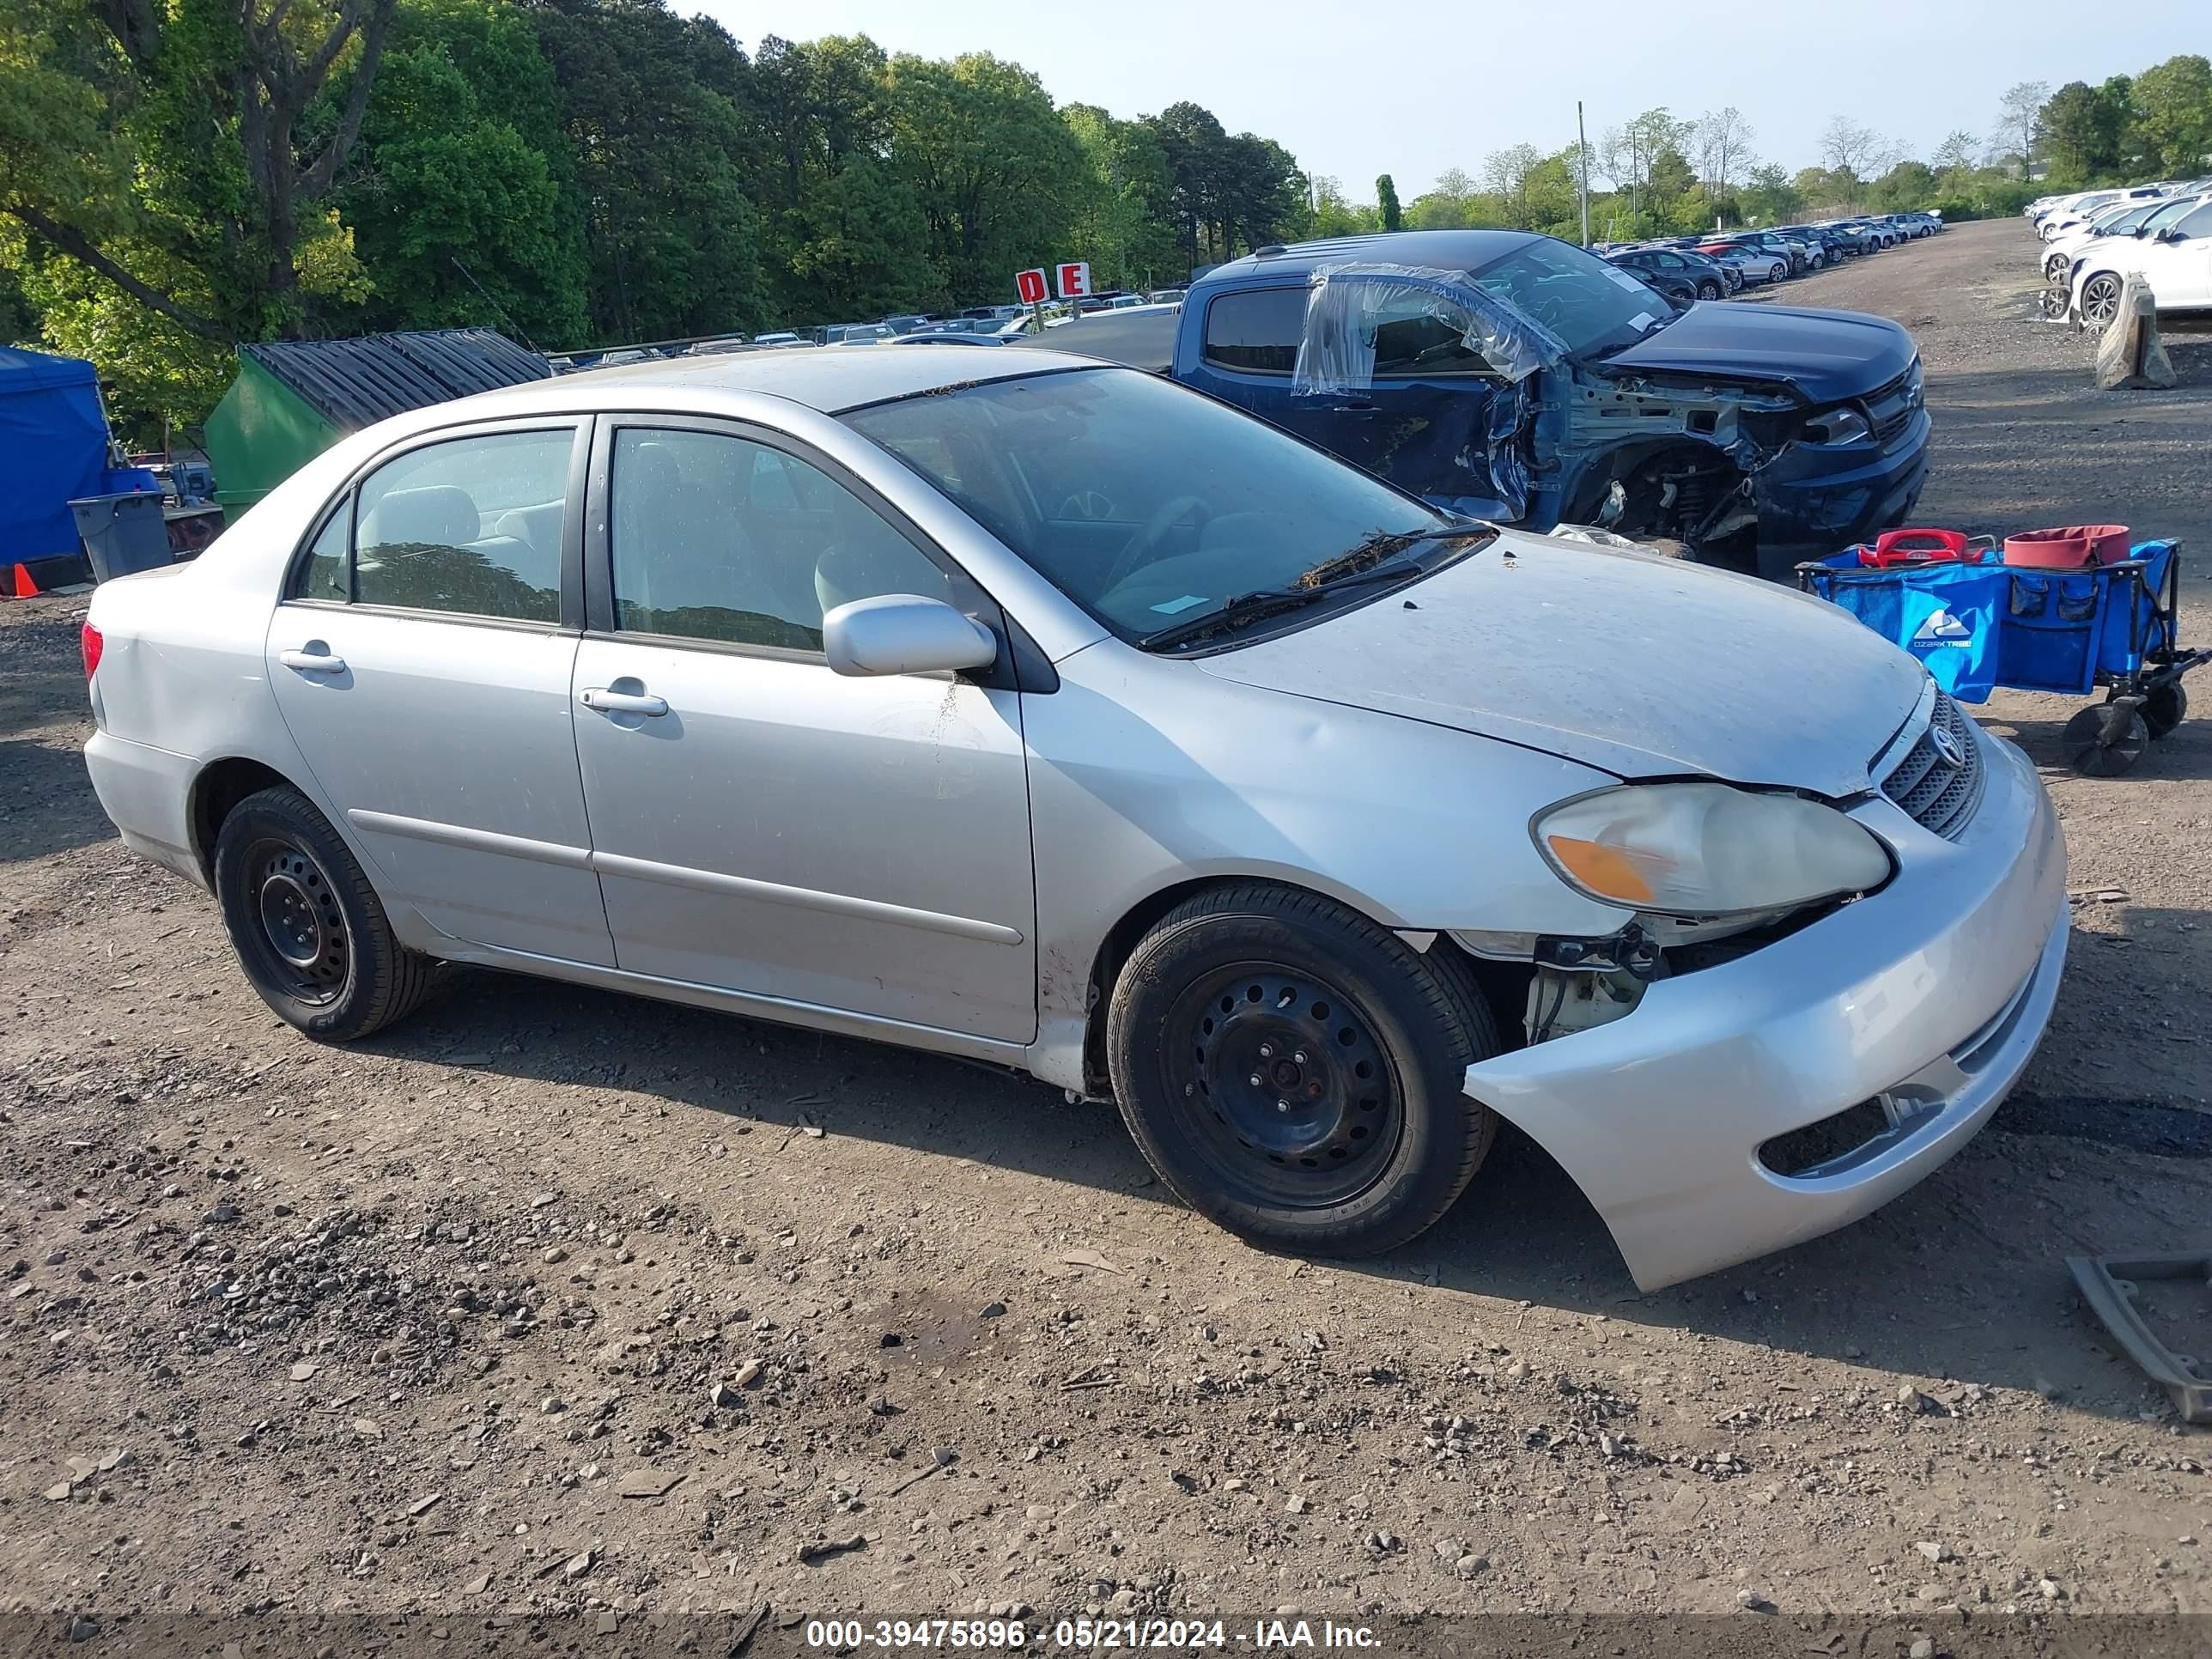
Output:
580 686 669 717
279 647 346 674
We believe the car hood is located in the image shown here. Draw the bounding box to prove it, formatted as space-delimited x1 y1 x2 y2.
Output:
1597 302 1917 402
1194 531 1928 797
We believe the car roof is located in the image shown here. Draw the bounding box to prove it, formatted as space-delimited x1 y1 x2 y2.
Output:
1196 228 1541 287
437 343 1099 418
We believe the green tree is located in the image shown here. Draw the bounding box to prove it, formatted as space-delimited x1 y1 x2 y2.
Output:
1741 162 1802 224
342 0 587 344
1375 173 1401 231
2130 55 2212 177
1307 176 1377 238
887 52 1085 304
1064 104 1176 290
2040 79 2129 182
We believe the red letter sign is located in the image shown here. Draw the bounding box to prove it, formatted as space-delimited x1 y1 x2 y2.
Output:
1014 268 1048 306
1056 261 1091 301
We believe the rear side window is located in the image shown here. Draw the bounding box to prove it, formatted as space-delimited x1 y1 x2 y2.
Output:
2170 203 2212 240
1201 288 1308 374
312 428 573 622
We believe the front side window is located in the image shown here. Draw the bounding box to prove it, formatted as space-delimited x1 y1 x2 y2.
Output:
2167 203 2212 241
1200 287 1307 374
844 368 1450 643
607 428 949 652
332 428 573 622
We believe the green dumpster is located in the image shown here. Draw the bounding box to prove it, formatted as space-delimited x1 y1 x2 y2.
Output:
201 329 550 526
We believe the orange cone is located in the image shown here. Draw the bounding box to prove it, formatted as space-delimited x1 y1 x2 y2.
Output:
5 563 39 599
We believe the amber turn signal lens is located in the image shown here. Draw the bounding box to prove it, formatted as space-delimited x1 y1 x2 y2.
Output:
1543 835 1656 905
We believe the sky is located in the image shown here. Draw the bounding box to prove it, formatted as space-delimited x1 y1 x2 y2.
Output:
703 0 2205 198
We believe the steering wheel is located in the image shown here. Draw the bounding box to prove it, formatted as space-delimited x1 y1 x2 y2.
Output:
1100 495 1211 594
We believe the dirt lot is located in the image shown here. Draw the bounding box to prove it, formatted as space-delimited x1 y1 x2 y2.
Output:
3 216 2209 1653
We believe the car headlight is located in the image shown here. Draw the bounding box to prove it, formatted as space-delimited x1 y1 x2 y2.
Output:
1533 784 1892 916
1801 406 1871 445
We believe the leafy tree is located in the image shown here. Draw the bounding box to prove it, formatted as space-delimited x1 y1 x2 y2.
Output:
1375 173 1401 231
1307 176 1377 238
1741 162 1802 224
1932 130 1980 173
1479 145 1542 228
1598 108 1691 215
1064 105 1176 291
887 53 1085 303
1144 100 1227 270
2129 55 2212 178
2040 79 2130 182
1407 167 1476 229
787 155 931 319
1868 160 1936 211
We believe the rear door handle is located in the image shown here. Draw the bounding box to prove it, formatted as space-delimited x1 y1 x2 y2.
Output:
580 687 669 717
279 648 346 674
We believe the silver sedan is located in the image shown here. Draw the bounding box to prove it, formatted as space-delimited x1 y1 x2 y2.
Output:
82 346 2067 1289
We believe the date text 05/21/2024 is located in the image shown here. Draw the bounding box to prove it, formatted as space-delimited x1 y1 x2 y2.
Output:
802 1618 1382 1650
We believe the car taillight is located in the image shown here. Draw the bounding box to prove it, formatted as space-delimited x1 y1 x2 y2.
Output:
81 621 103 678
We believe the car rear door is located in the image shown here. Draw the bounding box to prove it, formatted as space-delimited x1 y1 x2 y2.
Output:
566 416 1036 1042
1182 283 1534 521
265 419 615 965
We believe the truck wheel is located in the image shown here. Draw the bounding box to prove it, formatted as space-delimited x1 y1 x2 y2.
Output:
1106 884 1500 1257
212 784 440 1040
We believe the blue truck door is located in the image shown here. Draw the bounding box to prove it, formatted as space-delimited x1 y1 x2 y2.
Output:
1181 283 1533 523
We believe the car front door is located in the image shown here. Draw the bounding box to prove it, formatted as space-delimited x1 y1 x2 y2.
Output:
1183 283 1530 520
2154 204 2212 306
265 420 615 966
568 418 1036 1042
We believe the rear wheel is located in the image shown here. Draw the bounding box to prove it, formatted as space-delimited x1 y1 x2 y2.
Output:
212 785 440 1039
2143 682 2188 739
1697 279 1723 301
1106 884 1500 1256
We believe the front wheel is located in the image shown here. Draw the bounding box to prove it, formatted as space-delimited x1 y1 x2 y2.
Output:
2079 271 2124 326
1697 280 1723 301
212 784 440 1039
1106 884 1500 1256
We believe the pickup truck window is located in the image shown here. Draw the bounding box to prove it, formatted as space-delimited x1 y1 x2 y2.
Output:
1201 288 1307 373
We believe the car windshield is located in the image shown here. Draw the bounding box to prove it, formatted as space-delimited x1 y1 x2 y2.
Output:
842 368 1457 644
1462 239 1670 358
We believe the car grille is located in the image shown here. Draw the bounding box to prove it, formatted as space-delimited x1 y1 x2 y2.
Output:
1864 361 1923 446
1880 690 1985 840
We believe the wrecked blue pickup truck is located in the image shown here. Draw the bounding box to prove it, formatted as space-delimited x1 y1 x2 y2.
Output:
1020 229 1929 578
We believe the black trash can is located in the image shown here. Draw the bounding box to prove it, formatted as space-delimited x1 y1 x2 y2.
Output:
69 490 173 584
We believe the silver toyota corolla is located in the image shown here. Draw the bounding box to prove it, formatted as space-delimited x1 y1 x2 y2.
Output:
81 347 2068 1289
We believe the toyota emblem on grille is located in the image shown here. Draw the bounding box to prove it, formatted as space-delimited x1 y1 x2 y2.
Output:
1929 725 1966 770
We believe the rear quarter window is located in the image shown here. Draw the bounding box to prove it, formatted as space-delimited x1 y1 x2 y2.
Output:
1200 288 1308 374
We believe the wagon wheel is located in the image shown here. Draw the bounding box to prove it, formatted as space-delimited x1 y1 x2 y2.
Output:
2142 682 2188 739
2063 702 2149 775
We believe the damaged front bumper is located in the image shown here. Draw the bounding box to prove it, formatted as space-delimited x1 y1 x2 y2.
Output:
1749 403 1931 577
1462 724 2066 1291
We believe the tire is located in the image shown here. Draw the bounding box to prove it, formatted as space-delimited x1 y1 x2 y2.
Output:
2080 272 2124 326
1807 252 1824 270
212 784 440 1040
1106 883 1501 1257
1697 280 1723 301
2063 703 2148 777
2143 682 2188 739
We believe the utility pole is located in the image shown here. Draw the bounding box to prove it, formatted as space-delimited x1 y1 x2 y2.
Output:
1576 101 1591 247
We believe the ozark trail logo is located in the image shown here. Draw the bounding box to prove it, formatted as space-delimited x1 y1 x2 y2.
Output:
1910 606 1974 649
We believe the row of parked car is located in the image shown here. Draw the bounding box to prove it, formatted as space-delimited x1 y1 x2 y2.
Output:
546 295 1200 370
2025 179 2212 326
1597 213 1943 305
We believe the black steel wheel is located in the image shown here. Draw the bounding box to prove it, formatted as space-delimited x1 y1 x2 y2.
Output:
2063 702 2149 776
2143 681 2188 739
212 784 440 1039
1107 883 1500 1256
2080 271 2124 327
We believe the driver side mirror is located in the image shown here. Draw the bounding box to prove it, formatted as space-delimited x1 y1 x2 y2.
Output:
823 593 998 678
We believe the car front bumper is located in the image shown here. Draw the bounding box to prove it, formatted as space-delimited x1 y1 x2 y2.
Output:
1753 404 1932 578
1463 724 2067 1290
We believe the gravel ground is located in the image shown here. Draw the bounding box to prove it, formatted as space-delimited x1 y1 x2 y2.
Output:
2 217 2209 1655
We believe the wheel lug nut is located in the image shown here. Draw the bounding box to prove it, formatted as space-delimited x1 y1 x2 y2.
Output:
1276 1099 1290 1113
1291 1050 1308 1065
1249 1073 1264 1087
1258 1044 1273 1059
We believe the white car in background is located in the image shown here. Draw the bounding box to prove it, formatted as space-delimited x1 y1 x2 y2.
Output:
2041 198 2173 281
2068 194 2212 325
2038 186 2165 240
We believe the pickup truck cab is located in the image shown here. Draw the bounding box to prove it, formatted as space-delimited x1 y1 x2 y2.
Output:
1020 229 1930 578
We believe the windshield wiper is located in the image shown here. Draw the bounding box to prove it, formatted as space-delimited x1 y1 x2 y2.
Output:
1140 526 1491 653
